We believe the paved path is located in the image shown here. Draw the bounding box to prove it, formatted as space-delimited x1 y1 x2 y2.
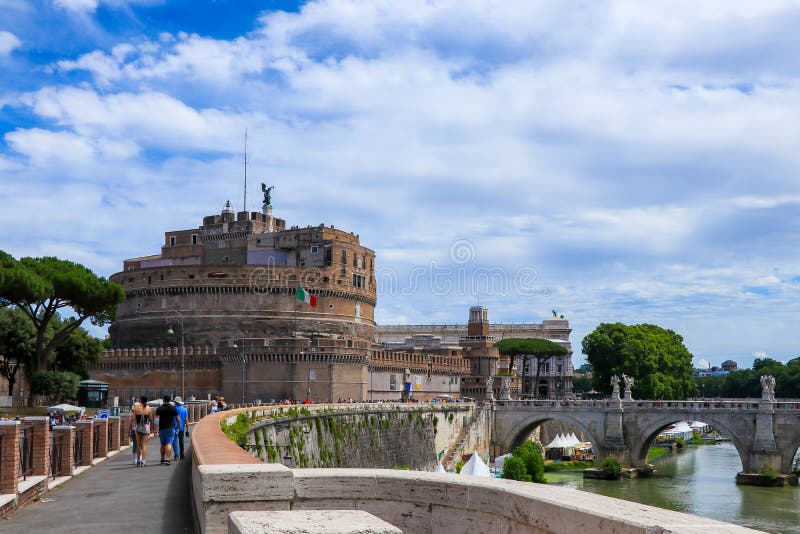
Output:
0 435 195 534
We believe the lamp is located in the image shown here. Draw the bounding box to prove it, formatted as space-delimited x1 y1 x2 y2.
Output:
165 311 185 400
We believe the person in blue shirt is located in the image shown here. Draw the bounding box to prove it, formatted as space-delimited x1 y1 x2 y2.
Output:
171 397 189 460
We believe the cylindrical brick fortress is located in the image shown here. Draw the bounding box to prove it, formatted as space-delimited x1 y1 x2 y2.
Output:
108 204 376 348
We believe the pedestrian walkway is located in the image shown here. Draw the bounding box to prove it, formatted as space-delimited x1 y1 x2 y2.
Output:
0 435 194 533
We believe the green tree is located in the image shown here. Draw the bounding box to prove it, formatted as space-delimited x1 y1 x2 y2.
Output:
48 317 104 379
31 370 80 404
511 440 546 483
0 308 36 397
0 251 123 404
572 375 593 394
495 338 568 398
502 456 532 482
581 323 695 400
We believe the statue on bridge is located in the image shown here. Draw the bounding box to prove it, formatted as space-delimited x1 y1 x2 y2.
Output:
610 374 620 400
622 374 634 401
500 376 511 400
760 374 776 402
485 376 494 401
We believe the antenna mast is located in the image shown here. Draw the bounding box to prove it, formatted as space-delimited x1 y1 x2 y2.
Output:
243 129 248 213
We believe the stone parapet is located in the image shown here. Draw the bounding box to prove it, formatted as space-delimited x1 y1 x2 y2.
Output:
228 510 402 534
108 417 121 452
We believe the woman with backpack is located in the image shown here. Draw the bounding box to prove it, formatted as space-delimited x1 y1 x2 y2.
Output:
133 396 152 467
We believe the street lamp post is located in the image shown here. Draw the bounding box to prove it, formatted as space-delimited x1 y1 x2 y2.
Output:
233 341 246 404
166 311 185 400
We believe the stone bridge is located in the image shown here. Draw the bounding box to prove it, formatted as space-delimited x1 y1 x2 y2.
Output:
492 398 800 474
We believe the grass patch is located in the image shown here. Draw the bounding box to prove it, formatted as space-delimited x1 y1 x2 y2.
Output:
647 447 670 462
544 460 594 472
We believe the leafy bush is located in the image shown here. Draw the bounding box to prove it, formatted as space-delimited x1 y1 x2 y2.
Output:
455 460 465 474
502 456 532 482
30 370 80 403
220 413 252 446
600 456 622 478
511 440 546 483
760 466 779 480
675 437 686 449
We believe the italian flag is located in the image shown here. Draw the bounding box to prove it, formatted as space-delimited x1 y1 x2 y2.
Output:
296 284 317 307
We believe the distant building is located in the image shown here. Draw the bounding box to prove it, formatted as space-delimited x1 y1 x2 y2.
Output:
720 360 738 372
377 308 574 399
575 363 592 375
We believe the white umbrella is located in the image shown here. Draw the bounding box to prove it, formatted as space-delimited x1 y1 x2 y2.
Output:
48 403 84 415
494 453 513 470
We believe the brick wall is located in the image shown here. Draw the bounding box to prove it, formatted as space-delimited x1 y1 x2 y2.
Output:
24 417 49 477
75 421 93 466
92 419 108 458
0 421 20 495
108 417 120 451
52 426 74 476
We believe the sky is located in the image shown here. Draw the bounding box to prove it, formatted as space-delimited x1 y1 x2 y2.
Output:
1 0 800 369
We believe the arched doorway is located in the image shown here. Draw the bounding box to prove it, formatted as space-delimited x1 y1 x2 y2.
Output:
537 379 548 398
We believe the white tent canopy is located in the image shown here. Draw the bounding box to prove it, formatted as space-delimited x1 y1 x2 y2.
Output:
665 421 693 434
435 462 446 473
48 403 84 415
460 452 491 477
544 434 566 449
567 432 581 446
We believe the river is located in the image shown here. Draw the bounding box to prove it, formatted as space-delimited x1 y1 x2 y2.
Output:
547 443 800 534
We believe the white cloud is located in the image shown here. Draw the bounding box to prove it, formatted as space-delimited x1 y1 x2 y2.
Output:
53 0 99 13
5 0 800 367
0 31 20 56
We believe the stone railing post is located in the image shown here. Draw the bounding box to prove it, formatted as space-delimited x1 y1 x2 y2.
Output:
93 419 108 458
108 416 121 451
75 421 94 466
52 426 74 476
0 421 20 495
120 416 131 446
24 416 50 476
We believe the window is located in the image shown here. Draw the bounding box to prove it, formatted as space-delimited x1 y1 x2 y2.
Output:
341 250 347 264
557 363 563 374
543 362 549 373
169 236 176 247
311 246 319 254
389 375 397 390
299 260 305 267
353 254 357 267
352 273 366 289
192 234 198 245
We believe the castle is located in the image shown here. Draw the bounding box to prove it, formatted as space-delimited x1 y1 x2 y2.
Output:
90 199 571 404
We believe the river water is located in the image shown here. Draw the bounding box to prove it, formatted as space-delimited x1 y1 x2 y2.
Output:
547 443 800 534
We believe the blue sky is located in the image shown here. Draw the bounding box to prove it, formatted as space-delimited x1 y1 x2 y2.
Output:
2 0 800 369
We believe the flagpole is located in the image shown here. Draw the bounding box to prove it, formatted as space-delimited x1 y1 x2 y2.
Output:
294 285 298 336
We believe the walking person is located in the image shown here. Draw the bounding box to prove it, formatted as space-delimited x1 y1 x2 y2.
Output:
133 396 152 467
129 408 139 464
171 397 188 461
155 394 179 465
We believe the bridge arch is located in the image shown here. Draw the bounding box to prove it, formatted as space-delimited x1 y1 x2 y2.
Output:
629 413 749 470
499 413 602 457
